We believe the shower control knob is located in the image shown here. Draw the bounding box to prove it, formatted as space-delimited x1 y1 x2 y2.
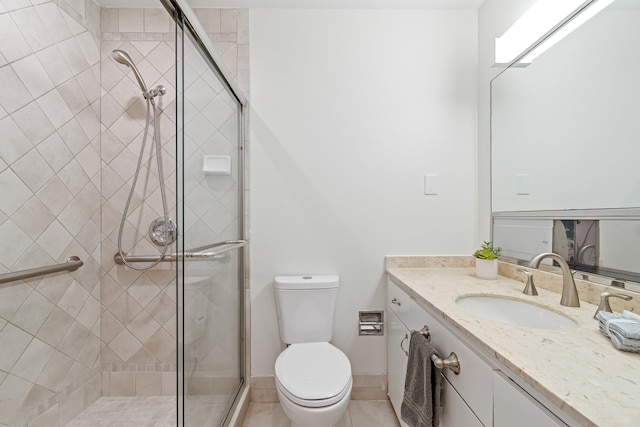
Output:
149 217 177 245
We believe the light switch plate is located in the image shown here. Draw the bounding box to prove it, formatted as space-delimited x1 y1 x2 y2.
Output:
516 174 529 195
424 174 438 195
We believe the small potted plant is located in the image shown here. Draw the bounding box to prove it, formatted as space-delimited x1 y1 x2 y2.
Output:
473 241 502 280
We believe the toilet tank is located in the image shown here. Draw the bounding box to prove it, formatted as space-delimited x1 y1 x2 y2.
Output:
274 275 339 344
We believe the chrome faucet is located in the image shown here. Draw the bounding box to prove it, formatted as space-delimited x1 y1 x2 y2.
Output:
529 252 580 307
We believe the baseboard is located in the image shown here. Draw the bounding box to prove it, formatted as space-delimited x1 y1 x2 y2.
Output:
250 376 278 403
351 375 388 400
250 375 388 403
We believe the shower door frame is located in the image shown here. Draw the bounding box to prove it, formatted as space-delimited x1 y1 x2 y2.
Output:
160 1 248 425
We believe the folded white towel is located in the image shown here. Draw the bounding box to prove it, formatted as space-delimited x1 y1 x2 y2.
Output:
608 328 640 353
607 319 640 340
596 311 623 322
595 311 640 352
596 312 623 337
622 310 640 322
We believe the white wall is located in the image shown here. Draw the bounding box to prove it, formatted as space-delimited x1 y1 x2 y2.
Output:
249 9 478 377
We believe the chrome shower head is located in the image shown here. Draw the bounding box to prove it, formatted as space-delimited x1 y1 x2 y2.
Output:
112 49 148 95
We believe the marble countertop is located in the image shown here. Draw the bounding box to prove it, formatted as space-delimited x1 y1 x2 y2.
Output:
386 260 640 427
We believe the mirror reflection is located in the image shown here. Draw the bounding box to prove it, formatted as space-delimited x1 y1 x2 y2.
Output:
491 0 640 291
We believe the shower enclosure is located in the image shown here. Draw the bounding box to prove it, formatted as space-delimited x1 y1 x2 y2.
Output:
0 0 247 425
173 3 248 425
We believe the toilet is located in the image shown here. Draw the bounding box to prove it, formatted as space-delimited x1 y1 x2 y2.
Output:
274 275 353 427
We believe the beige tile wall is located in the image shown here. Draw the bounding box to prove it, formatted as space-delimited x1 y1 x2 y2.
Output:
0 3 250 424
100 6 249 398
0 1 102 426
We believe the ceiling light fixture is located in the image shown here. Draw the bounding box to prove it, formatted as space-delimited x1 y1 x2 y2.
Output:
495 0 613 65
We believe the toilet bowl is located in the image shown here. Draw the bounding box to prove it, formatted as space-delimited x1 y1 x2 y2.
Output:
273 275 353 427
275 342 352 427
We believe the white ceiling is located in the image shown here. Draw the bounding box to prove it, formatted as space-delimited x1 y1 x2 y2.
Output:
96 0 485 9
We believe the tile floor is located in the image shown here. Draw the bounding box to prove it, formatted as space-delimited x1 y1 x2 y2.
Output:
67 397 176 427
67 395 229 426
67 397 400 426
243 400 400 427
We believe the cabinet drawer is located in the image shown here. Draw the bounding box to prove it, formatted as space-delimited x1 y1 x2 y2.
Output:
387 279 414 321
493 371 566 427
387 279 493 427
441 375 484 427
388 279 433 332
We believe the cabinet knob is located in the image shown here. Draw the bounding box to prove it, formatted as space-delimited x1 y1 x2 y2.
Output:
391 297 401 306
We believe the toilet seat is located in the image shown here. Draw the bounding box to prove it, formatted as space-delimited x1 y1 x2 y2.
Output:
275 342 352 408
276 375 352 408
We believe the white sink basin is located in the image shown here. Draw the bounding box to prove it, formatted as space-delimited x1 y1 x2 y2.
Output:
455 295 578 330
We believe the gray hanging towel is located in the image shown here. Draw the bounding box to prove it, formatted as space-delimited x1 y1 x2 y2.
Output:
401 330 441 427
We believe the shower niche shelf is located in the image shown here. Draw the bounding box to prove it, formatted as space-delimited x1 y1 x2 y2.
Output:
203 155 231 175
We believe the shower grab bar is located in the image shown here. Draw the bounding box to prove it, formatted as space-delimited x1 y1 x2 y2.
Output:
114 240 247 264
0 256 83 287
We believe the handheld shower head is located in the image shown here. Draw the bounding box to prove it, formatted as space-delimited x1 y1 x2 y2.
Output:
112 49 149 96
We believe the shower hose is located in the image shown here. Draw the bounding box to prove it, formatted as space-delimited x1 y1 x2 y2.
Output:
117 96 171 271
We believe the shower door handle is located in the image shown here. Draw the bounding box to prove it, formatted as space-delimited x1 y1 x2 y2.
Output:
183 240 246 255
182 240 247 258
114 240 247 264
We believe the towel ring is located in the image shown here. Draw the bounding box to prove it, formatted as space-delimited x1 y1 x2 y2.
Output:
401 333 410 356
404 325 461 375
401 325 430 356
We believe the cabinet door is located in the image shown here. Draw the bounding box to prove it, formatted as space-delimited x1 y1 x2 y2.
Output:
388 280 494 426
440 375 484 427
387 308 409 427
493 371 567 427
388 307 483 427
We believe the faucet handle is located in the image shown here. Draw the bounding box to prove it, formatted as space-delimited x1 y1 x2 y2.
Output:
518 269 538 296
593 292 633 319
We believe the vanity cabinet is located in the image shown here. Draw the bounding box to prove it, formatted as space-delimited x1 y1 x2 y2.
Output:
388 307 483 427
387 279 570 427
387 282 485 427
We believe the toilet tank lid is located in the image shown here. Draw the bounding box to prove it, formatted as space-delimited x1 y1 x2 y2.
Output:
274 275 339 290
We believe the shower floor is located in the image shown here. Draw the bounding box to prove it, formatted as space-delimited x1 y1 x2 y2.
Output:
67 395 229 426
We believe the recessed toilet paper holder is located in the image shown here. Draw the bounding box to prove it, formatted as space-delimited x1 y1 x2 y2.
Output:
359 310 384 336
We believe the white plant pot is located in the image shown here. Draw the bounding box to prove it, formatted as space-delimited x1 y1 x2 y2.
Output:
475 258 498 280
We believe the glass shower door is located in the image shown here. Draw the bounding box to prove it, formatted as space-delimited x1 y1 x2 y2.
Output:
175 13 245 426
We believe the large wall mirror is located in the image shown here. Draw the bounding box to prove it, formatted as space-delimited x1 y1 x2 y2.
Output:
491 0 640 292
